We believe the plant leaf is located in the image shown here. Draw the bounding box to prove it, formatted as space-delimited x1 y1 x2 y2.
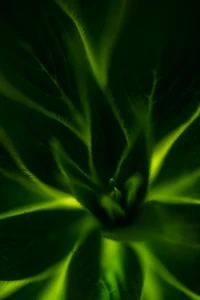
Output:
150 105 200 184
3 259 69 300
56 0 127 88
0 208 93 280
65 231 143 300
0 172 56 215
4 278 53 300
88 80 127 188
153 274 195 300
0 98 89 194
65 230 101 300
136 201 200 296
133 243 195 300
147 235 200 294
149 116 200 204
0 166 81 218
51 138 110 225
98 239 143 300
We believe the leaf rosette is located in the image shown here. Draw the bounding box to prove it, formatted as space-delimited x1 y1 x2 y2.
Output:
0 0 200 299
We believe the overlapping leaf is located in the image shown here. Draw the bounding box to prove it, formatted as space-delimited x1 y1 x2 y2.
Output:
65 230 143 300
0 0 200 300
0 207 95 281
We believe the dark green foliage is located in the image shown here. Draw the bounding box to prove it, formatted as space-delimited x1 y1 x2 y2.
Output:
0 0 200 299
0 209 87 280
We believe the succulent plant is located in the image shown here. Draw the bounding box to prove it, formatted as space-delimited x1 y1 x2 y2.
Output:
0 0 200 299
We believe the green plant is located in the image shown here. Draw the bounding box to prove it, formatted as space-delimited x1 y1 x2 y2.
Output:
0 0 200 299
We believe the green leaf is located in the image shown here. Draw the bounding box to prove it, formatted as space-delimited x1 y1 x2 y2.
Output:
133 241 200 300
56 0 127 88
0 98 89 194
149 107 200 205
9 259 72 300
133 247 192 300
4 278 52 300
0 146 82 216
98 240 143 300
65 231 143 300
1 1 200 299
113 130 151 222
3 259 68 300
155 276 194 300
0 6 85 130
0 173 55 215
51 138 110 225
88 79 127 188
150 107 200 185
137 201 200 296
65 230 101 300
0 208 92 280
109 0 200 140
116 244 143 300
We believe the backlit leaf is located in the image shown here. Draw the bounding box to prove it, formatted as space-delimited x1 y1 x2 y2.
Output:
0 208 93 280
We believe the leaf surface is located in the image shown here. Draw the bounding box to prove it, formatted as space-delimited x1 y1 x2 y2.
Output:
0 208 94 281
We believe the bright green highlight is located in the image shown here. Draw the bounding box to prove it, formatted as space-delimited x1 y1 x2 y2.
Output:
100 238 123 297
38 258 71 300
0 0 199 299
0 197 82 221
55 0 104 87
0 127 75 200
150 105 200 182
55 0 127 89
0 257 69 299
149 168 200 202
133 243 200 300
141 267 162 300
